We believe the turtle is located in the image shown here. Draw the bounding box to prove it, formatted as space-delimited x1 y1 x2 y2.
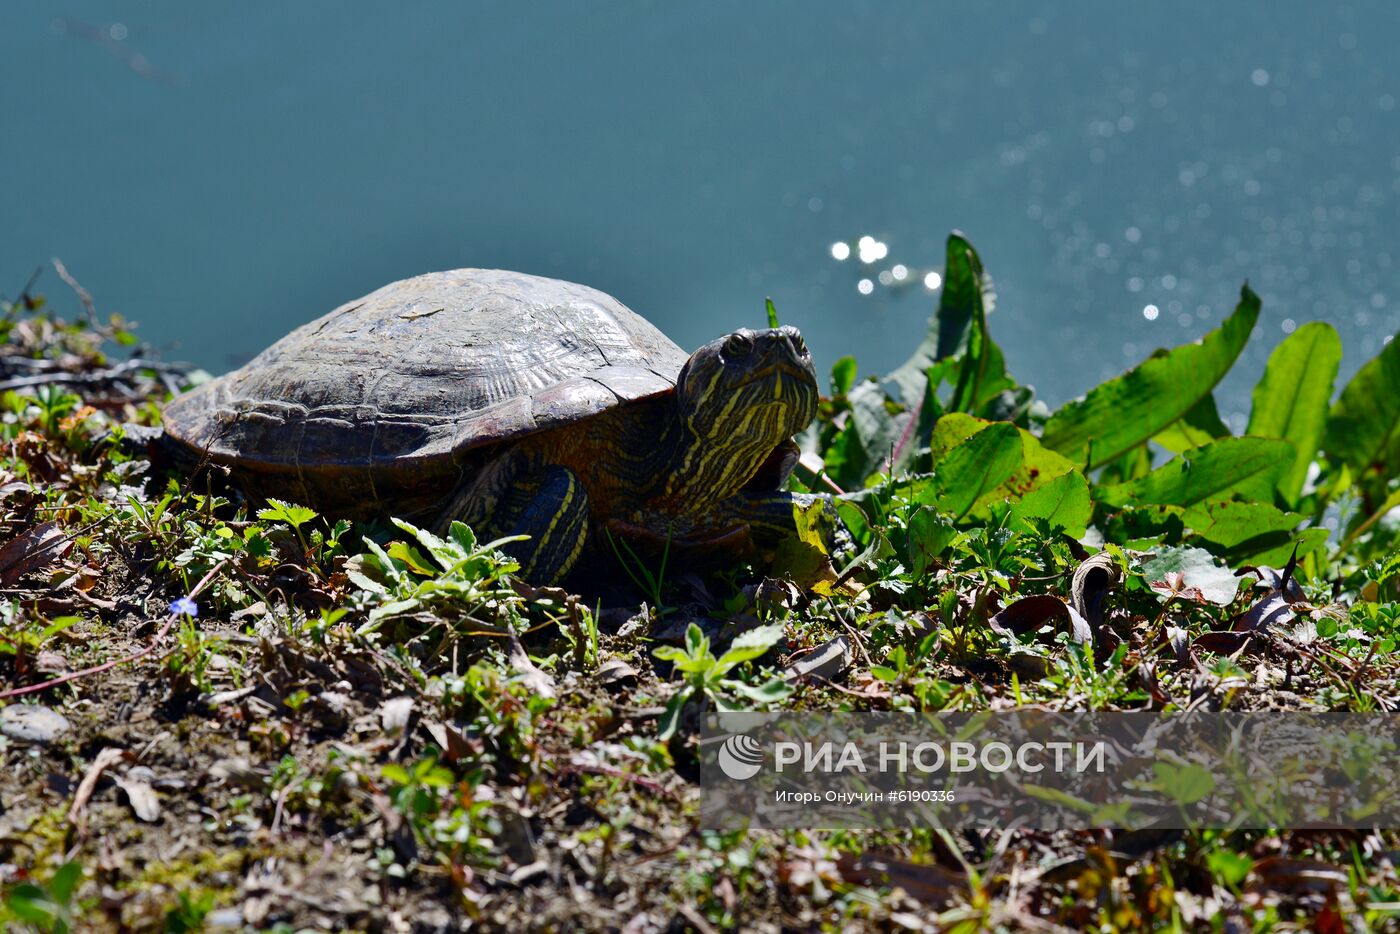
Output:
162 268 824 583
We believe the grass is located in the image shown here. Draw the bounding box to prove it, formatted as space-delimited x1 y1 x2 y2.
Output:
0 239 1398 931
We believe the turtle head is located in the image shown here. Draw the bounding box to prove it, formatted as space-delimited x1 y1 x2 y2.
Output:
664 325 819 507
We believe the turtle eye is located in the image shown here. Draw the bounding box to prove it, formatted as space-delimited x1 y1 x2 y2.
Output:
724 332 755 358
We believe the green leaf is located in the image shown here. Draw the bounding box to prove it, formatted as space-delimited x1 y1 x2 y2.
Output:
824 379 902 489
47 862 82 904
1155 393 1231 454
905 506 957 577
446 520 477 554
769 497 837 591
928 422 1023 520
1010 470 1091 537
726 677 793 703
656 688 691 740
654 645 713 674
1103 504 1185 548
925 413 1074 517
685 622 708 659
714 622 788 675
1207 850 1255 888
387 541 437 577
1247 322 1342 505
256 498 319 529
887 232 994 407
1185 500 1303 551
830 355 858 396
1096 437 1294 509
1183 500 1325 565
1150 761 1216 805
765 297 780 329
1041 285 1261 467
1324 331 1400 503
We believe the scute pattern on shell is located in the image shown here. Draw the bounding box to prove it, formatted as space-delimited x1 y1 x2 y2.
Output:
163 269 690 508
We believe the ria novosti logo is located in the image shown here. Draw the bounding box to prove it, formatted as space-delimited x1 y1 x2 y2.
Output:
716 733 765 780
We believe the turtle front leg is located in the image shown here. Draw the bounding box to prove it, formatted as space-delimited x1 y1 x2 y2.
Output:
491 465 590 584
439 456 590 584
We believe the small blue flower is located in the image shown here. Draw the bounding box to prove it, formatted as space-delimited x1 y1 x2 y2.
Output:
169 596 199 618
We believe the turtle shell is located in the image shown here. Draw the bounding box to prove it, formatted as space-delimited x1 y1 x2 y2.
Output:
163 269 691 517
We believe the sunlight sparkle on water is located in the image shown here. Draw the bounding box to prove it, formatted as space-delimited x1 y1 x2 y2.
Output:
1143 304 1160 321
830 242 851 261
857 236 889 264
891 264 908 281
924 271 942 290
857 278 874 295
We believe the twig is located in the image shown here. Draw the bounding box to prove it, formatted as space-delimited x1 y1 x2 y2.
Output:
68 746 126 829
0 357 186 392
2 267 44 317
676 903 719 934
51 258 97 325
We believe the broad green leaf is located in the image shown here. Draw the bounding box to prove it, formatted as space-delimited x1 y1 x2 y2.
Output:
927 422 1024 519
1104 504 1185 548
1247 322 1341 505
887 232 995 407
1096 437 1294 509
830 355 858 396
1155 393 1231 454
1009 470 1091 537
1183 500 1326 564
1042 285 1260 467
1232 528 1329 568
824 378 902 489
1138 546 1240 605
770 498 837 591
1324 331 1400 503
1184 500 1303 551
927 413 1075 517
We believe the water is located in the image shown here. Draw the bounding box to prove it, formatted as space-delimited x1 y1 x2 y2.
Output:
4 2 1398 423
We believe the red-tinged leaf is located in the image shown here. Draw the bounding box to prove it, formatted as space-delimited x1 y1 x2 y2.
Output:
0 522 72 587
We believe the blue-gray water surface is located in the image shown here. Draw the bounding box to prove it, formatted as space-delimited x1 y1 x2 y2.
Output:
4 2 1399 424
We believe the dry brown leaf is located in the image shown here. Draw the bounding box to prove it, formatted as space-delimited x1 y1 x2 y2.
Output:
0 522 72 586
